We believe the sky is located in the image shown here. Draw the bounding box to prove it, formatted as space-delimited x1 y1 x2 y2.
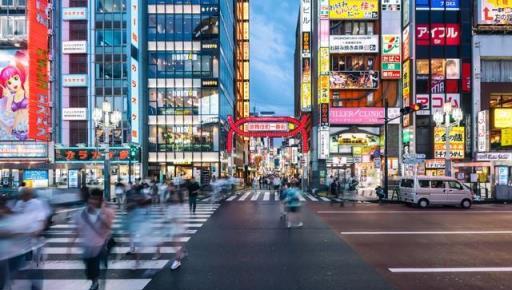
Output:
250 0 300 116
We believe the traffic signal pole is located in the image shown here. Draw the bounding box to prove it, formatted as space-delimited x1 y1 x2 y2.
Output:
384 99 389 198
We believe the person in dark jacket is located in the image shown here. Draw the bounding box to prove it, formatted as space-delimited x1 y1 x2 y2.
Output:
187 177 200 214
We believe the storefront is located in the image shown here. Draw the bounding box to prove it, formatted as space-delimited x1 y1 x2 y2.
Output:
471 152 512 200
0 143 50 190
53 147 141 190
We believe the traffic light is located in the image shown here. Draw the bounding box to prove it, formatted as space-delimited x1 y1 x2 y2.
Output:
129 145 138 160
400 103 425 115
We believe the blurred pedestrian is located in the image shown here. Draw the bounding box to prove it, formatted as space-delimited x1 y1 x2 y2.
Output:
187 177 200 214
114 182 126 209
166 190 188 270
284 185 303 228
68 188 114 290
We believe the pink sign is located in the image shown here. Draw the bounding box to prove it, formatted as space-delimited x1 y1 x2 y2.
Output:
329 108 385 125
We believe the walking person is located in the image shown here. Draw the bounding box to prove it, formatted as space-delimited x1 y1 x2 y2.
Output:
114 182 126 209
166 191 188 270
284 185 303 228
187 177 200 214
69 189 114 290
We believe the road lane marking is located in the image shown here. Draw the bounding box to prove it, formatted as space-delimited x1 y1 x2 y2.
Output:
25 260 170 270
251 191 261 201
274 192 279 201
44 246 179 254
263 192 270 201
305 194 318 201
319 210 512 214
298 194 306 201
320 196 330 201
389 267 512 273
238 191 252 201
47 237 190 243
12 279 151 290
341 231 512 235
227 194 238 201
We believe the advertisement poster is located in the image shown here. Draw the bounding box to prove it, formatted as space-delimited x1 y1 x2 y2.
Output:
330 107 385 125
477 110 490 152
330 35 379 53
0 50 30 141
494 108 512 128
434 126 465 159
301 83 312 112
446 59 460 79
479 0 512 25
302 32 311 55
318 75 330 104
329 0 379 19
28 0 50 141
416 24 460 46
402 25 410 60
319 48 330 73
330 71 379 90
501 128 512 146
381 35 401 79
302 58 311 82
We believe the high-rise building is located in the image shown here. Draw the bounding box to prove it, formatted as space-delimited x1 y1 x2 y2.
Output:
472 0 512 199
296 0 401 192
53 0 140 190
145 0 240 184
0 0 52 189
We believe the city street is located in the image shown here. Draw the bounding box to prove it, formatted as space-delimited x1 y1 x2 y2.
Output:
9 190 512 290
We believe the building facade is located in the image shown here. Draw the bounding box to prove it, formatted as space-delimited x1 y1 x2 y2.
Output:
472 0 512 199
297 0 401 193
53 0 140 190
0 0 52 190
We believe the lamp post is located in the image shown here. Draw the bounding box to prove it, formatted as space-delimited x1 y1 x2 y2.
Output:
433 103 463 177
93 101 122 200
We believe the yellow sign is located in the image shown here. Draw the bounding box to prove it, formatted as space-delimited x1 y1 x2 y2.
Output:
494 108 512 128
329 0 379 20
502 128 512 146
301 82 312 112
319 48 330 74
434 127 465 159
318 75 330 104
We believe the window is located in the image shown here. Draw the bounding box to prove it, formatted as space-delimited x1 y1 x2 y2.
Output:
69 88 87 107
0 16 26 40
419 180 430 188
400 179 414 188
330 21 376 35
97 0 125 13
431 180 446 189
69 0 87 7
69 121 87 146
69 21 87 40
448 181 463 190
69 54 87 74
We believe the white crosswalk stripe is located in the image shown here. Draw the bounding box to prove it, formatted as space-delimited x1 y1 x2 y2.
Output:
16 203 219 289
226 190 330 202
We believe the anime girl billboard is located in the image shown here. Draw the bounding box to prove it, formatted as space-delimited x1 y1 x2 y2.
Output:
0 50 29 141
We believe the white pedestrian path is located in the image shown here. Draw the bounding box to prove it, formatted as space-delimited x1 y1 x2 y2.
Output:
226 190 329 202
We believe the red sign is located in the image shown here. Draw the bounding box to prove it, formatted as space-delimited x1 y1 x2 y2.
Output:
27 0 50 141
462 62 471 93
320 103 329 127
416 24 460 46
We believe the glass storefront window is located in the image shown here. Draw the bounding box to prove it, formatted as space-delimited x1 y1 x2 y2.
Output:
149 124 218 152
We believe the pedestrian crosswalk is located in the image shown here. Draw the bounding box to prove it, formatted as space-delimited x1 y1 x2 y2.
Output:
14 203 220 290
226 190 331 202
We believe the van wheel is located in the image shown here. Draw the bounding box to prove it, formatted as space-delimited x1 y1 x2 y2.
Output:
461 199 472 209
418 199 429 208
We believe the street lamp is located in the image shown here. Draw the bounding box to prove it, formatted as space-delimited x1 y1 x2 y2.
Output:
93 101 122 200
433 103 463 177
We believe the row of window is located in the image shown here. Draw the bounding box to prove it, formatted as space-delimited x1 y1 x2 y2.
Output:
330 21 376 36
148 124 218 152
400 179 464 190
148 14 218 41
331 55 376 71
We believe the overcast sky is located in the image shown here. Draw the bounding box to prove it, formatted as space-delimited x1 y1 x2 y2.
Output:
250 0 300 116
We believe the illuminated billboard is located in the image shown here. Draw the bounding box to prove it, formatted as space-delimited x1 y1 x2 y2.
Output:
0 50 29 141
381 35 401 79
330 71 379 90
27 0 50 141
434 127 465 159
479 0 512 25
416 0 459 10
330 35 379 53
416 24 460 46
329 0 379 20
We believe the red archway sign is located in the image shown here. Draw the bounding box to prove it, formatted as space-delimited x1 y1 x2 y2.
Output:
226 115 310 153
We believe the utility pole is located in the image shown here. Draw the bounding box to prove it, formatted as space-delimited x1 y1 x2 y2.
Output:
384 99 389 198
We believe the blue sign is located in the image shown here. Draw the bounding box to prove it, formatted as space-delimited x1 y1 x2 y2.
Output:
23 170 48 181
416 0 459 10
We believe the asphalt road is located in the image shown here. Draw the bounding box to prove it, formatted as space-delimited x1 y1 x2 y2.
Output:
144 198 394 290
310 202 512 290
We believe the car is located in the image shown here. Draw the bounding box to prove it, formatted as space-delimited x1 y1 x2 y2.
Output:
399 176 473 209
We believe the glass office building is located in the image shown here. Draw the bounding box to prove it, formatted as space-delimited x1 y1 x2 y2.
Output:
146 0 235 183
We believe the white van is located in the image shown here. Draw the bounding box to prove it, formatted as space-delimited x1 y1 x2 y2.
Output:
399 176 473 209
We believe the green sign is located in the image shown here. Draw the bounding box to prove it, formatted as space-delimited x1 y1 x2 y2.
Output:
382 63 401 70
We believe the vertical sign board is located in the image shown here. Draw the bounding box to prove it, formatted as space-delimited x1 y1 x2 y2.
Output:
301 0 312 112
318 129 330 160
130 0 140 144
477 110 490 152
28 0 50 141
